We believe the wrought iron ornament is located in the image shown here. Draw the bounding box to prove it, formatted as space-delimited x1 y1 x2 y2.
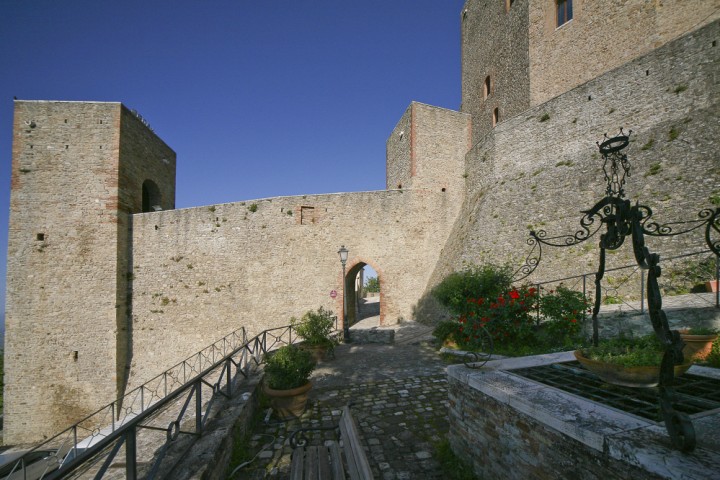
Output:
513 129 720 452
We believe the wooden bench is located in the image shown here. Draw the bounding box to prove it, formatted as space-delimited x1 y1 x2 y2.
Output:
289 405 373 480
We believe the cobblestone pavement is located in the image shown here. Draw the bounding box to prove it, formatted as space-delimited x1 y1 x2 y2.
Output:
233 322 452 479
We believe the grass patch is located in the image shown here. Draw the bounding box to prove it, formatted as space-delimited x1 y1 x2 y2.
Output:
668 127 679 141
539 113 550 122
645 163 662 176
640 138 654 151
434 438 479 480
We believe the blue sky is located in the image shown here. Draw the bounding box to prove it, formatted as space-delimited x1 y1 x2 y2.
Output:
0 0 465 313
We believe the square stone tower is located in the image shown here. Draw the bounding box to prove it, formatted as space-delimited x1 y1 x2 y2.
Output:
5 101 175 443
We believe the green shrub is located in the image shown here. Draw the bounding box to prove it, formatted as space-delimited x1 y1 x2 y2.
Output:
706 336 720 368
539 286 591 342
432 264 512 317
365 277 380 293
263 345 315 390
292 307 335 347
432 320 459 344
583 334 665 367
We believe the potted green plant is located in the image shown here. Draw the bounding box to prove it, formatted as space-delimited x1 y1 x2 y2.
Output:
292 307 336 361
574 334 692 388
678 327 719 362
263 345 316 419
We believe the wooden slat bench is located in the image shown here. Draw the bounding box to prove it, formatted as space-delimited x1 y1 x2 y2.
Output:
289 405 373 480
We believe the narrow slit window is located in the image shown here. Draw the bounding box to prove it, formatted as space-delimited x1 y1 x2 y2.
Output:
483 76 491 100
492 108 499 127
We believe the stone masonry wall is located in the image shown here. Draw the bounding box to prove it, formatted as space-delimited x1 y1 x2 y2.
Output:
528 0 720 106
126 188 457 389
447 376 663 479
5 102 124 444
116 107 176 401
386 106 413 190
4 101 176 444
423 21 720 319
386 102 471 202
460 0 531 142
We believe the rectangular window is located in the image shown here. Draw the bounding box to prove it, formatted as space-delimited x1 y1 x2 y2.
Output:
557 0 573 27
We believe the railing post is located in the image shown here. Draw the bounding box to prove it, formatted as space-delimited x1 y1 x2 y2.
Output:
226 358 232 397
582 275 587 324
111 403 116 431
536 283 541 327
140 385 145 412
716 254 719 309
195 381 203 434
126 427 137 480
640 271 646 314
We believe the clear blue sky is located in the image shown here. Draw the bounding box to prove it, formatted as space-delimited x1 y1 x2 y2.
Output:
0 0 465 313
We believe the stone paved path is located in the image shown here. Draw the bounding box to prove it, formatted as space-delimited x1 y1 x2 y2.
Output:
232 321 452 479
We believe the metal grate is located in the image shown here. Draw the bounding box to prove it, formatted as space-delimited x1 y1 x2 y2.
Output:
511 362 720 422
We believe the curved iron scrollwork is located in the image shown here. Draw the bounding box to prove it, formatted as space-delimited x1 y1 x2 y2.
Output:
511 129 718 452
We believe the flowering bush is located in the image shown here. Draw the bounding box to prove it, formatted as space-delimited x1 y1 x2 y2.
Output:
454 285 538 350
432 264 512 317
538 286 591 342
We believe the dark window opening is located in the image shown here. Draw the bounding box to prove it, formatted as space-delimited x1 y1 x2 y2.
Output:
557 0 573 26
36 233 45 241
483 76 491 100
492 108 499 127
142 179 162 213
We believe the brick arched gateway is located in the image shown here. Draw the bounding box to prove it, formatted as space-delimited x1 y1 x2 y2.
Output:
342 259 385 328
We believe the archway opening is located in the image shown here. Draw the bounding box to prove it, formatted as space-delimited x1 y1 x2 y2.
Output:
344 261 382 328
142 179 162 213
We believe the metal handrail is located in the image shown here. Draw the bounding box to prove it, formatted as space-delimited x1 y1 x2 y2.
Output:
6 322 322 479
520 249 719 326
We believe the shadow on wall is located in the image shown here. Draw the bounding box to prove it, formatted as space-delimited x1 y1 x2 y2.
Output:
413 291 451 327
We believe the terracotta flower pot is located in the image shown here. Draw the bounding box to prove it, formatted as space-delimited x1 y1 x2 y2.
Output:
263 381 312 420
574 350 691 388
680 333 718 362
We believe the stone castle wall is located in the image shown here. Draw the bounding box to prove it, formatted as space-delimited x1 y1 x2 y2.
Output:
126 188 458 389
460 0 719 141
4 102 176 443
528 0 720 106
426 21 720 307
460 0 531 142
4 5 719 446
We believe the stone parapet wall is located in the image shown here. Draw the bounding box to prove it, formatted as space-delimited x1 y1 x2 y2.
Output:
447 355 720 479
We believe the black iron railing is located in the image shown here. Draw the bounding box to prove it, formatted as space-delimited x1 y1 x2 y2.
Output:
4 321 336 479
523 250 719 327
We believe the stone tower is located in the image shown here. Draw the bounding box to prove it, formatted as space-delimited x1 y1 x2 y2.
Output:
5 101 176 443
